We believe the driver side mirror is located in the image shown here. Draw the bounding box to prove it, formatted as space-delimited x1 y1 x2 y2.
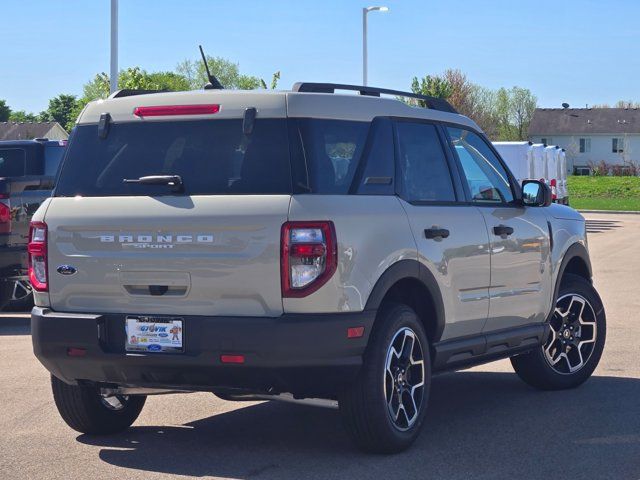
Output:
522 180 552 207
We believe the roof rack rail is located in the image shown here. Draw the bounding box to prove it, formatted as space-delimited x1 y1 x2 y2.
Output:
108 89 167 99
291 82 458 114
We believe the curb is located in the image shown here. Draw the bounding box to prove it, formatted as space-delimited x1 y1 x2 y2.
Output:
578 209 640 215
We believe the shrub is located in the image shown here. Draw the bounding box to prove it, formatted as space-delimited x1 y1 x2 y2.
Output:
589 160 609 176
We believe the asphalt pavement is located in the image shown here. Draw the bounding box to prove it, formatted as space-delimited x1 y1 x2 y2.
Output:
1 213 638 480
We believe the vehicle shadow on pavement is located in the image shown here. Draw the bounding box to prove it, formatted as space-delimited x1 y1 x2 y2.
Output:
77 371 640 480
0 318 30 336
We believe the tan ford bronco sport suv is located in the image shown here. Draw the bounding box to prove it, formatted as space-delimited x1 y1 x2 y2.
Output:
30 82 605 453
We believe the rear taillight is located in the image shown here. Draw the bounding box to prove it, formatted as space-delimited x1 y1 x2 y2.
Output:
28 221 47 292
550 179 557 201
0 201 10 234
281 221 337 298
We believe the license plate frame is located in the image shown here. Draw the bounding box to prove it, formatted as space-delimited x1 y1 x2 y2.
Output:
125 316 184 353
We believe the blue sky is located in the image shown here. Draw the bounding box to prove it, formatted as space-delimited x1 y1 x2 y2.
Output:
2 0 639 113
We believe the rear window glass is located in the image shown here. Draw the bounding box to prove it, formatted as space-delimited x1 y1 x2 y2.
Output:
297 119 369 194
0 149 26 177
55 119 291 197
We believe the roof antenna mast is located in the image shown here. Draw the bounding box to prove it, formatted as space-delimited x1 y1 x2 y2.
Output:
199 45 224 90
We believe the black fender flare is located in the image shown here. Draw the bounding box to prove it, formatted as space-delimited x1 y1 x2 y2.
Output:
364 259 446 343
547 242 593 321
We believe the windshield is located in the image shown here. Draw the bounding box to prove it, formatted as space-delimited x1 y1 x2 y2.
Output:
55 119 292 197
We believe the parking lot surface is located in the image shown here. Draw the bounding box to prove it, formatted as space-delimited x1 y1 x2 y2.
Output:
1 213 638 480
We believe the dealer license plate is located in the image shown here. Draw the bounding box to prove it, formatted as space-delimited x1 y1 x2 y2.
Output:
125 316 184 353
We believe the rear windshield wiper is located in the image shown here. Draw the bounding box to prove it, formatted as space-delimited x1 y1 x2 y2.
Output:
123 175 184 193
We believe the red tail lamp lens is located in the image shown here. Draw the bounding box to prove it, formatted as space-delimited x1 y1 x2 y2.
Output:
28 221 48 292
281 221 337 298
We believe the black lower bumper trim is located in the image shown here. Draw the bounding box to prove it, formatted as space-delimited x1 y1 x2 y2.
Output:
31 307 375 397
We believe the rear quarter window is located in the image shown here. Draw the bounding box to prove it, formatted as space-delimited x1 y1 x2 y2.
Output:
55 119 292 197
296 119 370 194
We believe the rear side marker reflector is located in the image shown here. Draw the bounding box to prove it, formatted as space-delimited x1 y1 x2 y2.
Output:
133 104 220 117
67 347 87 357
220 354 245 364
347 327 365 339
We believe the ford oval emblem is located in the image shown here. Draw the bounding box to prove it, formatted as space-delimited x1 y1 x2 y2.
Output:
56 265 77 276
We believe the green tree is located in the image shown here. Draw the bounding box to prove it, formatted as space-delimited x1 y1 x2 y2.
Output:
468 85 500 139
176 56 264 90
509 87 537 140
0 100 10 121
147 71 191 91
46 94 78 131
260 71 281 90
81 72 111 101
410 75 453 105
495 87 516 140
9 110 40 122
78 67 191 103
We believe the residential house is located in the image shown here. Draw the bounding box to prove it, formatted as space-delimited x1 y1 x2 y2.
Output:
528 107 640 173
0 122 68 141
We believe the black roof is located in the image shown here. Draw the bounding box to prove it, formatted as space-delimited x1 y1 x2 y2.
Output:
529 108 640 135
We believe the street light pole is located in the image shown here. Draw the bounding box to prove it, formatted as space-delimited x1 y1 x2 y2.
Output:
110 0 119 94
362 6 388 86
362 8 368 87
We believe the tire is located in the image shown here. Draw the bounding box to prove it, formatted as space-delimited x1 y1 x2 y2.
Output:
339 303 431 454
51 375 146 434
511 274 606 390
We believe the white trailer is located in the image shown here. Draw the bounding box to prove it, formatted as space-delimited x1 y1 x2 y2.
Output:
492 141 533 186
545 146 560 202
558 149 568 204
492 142 567 204
530 144 546 182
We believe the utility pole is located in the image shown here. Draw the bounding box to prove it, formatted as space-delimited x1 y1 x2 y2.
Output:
110 0 119 94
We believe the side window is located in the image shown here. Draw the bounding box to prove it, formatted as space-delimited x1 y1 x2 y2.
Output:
297 119 369 194
447 127 514 204
0 149 26 177
395 122 456 202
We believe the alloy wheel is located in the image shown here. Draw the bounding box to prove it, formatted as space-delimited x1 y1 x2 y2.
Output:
543 293 597 374
383 327 425 431
99 390 130 411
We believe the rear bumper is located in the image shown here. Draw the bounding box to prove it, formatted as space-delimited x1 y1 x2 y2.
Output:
31 307 376 398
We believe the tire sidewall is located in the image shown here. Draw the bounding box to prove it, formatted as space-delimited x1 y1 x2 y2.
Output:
524 275 606 388
362 303 432 447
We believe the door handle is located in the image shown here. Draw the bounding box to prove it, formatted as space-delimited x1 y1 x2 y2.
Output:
424 227 450 239
493 224 514 237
